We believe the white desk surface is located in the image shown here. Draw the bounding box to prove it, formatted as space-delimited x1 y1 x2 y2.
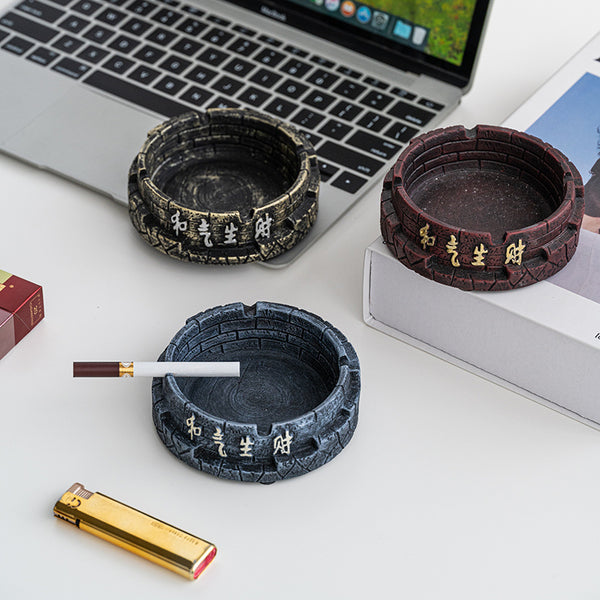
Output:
2 1 600 597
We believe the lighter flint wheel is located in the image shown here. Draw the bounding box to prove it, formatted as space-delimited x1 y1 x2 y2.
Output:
152 302 361 483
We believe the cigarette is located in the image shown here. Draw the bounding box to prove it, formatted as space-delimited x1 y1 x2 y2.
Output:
73 361 240 378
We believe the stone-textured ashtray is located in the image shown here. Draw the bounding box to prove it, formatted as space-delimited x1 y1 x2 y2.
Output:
152 302 361 483
380 125 585 290
129 109 320 264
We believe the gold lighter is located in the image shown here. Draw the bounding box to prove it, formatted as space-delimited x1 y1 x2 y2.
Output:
53 483 217 580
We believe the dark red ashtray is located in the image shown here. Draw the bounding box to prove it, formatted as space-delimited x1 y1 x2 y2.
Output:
380 125 585 291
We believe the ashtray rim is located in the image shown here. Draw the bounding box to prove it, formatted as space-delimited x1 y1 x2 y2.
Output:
136 109 316 223
380 124 585 291
128 109 320 264
393 124 580 241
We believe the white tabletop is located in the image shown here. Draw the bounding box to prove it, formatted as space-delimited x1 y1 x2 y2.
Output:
2 1 600 597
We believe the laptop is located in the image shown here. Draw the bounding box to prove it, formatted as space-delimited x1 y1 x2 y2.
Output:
0 0 492 265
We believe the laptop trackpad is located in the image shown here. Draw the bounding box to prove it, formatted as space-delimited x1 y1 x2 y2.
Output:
3 86 162 203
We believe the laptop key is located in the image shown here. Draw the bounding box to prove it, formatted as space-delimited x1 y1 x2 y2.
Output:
84 70 188 116
211 75 243 95
310 55 334 68
58 15 89 33
390 86 416 101
228 36 259 57
223 56 254 77
77 43 108 63
284 44 308 58
329 100 361 121
185 64 217 85
171 37 202 56
2 35 34 54
275 79 308 99
96 7 126 26
84 24 114 43
263 97 298 118
207 96 240 109
249 67 281 88
176 17 206 36
307 68 339 89
133 44 165 63
300 131 321 147
103 53 134 74
332 79 366 99
121 17 152 35
152 8 182 26
52 34 83 53
318 119 351 140
72 0 101 14
0 12 58 43
346 130 400 160
128 64 159 83
280 58 311 78
180 85 212 107
292 108 324 130
108 34 139 53
45 0 72 5
232 24 255 37
237 86 269 107
202 27 233 47
257 34 281 47
254 47 284 67
303 89 335 110
182 4 204 17
318 161 339 182
206 14 230 27
357 111 390 132
27 44 59 64
52 56 90 78
388 100 435 127
360 90 393 110
336 65 361 79
197 46 228 66
16 0 64 23
154 74 185 95
0 30 8 43
418 97 444 111
318 140 384 176
127 0 157 15
146 27 176 45
159 55 191 74
331 171 367 193
384 121 418 143
363 76 388 90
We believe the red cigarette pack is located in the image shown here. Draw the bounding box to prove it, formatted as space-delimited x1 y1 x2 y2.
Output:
0 270 44 359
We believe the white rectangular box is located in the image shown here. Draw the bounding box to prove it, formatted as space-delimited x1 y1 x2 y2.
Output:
363 234 600 428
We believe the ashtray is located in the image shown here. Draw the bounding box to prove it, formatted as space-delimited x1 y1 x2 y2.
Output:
152 302 361 483
129 109 320 264
380 125 585 290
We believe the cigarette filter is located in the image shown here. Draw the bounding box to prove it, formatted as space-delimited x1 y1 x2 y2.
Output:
53 483 216 580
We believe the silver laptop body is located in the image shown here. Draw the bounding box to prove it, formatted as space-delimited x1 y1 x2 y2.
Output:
0 0 492 265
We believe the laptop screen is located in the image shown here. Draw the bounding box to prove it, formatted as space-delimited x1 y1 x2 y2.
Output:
223 0 492 89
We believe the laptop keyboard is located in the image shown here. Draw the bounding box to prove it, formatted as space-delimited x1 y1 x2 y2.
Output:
0 0 444 195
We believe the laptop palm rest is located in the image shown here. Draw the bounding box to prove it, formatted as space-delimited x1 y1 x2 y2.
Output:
3 85 161 203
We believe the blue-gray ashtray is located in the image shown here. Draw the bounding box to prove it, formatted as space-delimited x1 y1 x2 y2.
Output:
152 302 361 483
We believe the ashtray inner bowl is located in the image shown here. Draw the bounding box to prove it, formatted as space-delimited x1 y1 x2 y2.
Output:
409 169 557 239
179 349 335 434
143 118 301 216
403 132 565 241
169 306 340 434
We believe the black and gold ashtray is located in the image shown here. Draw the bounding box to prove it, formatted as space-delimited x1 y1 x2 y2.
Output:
129 109 320 264
380 125 585 290
152 302 361 484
